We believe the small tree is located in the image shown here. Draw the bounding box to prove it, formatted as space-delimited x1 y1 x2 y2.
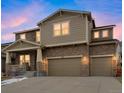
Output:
40 44 46 50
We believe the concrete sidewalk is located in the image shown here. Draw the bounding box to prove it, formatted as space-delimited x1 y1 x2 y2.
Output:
2 77 121 93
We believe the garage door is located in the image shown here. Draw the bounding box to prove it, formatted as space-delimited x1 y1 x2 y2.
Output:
90 57 112 76
48 58 81 76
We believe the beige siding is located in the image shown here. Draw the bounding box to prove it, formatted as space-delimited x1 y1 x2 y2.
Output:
16 30 40 43
43 44 88 58
40 13 87 45
48 58 81 76
91 28 113 42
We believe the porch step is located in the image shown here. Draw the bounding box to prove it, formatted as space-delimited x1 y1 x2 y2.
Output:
22 71 36 77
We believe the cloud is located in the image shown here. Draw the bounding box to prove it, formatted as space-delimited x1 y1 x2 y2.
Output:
1 0 48 30
114 23 122 40
2 17 27 29
1 33 15 42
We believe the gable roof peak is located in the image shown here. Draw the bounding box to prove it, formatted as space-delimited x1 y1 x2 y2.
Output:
37 9 91 25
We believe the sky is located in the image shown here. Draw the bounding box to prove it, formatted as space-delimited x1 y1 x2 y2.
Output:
1 0 122 43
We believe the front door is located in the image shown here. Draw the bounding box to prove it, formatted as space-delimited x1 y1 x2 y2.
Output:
20 54 30 70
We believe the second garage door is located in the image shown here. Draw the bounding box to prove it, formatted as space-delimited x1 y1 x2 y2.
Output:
90 57 112 76
48 58 81 76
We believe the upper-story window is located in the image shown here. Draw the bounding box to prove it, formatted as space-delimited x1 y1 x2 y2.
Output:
102 30 108 38
54 23 61 36
53 21 69 37
20 33 26 39
36 31 40 42
93 31 99 39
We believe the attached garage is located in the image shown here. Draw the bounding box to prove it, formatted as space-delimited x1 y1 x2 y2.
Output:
48 58 81 76
90 57 112 76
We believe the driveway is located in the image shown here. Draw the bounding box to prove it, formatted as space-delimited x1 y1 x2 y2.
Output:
2 77 121 93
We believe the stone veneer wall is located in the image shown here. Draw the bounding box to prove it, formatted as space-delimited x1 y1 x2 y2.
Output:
89 44 116 55
42 44 90 76
43 44 87 57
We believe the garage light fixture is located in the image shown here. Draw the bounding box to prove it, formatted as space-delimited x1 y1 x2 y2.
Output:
82 56 88 65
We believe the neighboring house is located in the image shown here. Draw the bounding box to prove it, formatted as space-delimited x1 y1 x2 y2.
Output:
2 9 121 76
1 42 13 73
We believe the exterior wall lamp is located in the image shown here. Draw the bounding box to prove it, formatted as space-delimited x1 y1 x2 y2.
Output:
82 56 88 65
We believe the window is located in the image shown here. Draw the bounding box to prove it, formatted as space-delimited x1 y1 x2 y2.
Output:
20 33 26 39
54 23 61 36
20 55 24 63
53 21 69 36
19 54 30 65
25 55 30 62
102 30 108 38
62 21 69 35
36 31 40 42
94 31 99 38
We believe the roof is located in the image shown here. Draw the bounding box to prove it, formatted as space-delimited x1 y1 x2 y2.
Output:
93 25 115 30
89 39 119 46
37 9 92 25
1 42 13 47
13 27 40 34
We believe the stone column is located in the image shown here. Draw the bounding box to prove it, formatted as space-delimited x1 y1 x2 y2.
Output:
36 48 42 73
6 52 11 76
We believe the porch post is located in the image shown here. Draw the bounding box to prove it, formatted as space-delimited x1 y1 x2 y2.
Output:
6 52 11 76
36 48 42 75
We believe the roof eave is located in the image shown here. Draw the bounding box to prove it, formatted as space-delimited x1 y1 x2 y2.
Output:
37 9 91 26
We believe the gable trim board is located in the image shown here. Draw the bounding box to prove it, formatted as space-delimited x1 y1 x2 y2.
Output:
2 39 40 52
7 47 39 52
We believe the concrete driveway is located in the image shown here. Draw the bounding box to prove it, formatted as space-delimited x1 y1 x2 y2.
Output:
2 77 121 93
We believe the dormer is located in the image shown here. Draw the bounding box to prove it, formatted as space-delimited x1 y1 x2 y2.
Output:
14 27 40 43
91 25 115 42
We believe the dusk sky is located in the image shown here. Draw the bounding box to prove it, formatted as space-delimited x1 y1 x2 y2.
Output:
1 0 122 43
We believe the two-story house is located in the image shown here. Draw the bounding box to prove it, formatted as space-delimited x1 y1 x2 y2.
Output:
2 9 121 76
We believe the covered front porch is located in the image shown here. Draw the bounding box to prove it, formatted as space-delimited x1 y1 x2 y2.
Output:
2 39 47 77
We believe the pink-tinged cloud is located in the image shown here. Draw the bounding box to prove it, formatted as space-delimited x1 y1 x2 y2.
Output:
1 33 15 42
114 23 122 40
2 1 47 30
2 17 27 29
